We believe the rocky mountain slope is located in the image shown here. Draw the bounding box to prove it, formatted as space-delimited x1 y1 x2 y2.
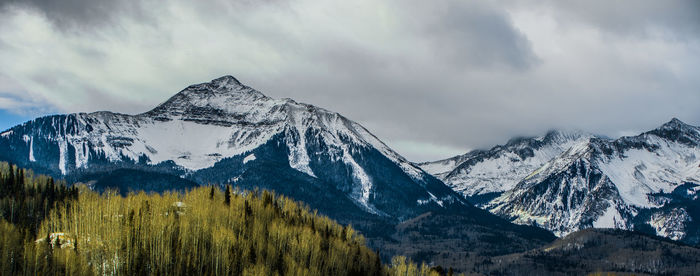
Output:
0 75 464 221
420 119 700 243
420 130 592 202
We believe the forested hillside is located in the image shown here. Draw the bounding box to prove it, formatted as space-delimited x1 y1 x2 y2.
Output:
0 163 449 276
0 162 78 236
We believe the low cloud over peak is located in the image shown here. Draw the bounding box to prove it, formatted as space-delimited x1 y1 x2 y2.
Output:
0 0 698 162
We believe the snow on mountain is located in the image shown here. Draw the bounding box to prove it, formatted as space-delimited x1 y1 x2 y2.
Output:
242 153 256 164
418 158 459 177
486 139 636 236
419 130 592 199
1 76 406 176
648 207 692 241
421 119 700 242
595 123 700 208
0 75 463 220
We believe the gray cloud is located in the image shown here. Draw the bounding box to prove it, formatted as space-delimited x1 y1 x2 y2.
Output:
413 1 539 70
0 0 148 30
0 0 698 162
528 0 700 38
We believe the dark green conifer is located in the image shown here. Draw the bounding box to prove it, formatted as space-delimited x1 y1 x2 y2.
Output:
224 185 231 206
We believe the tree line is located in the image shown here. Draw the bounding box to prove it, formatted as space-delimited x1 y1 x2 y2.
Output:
0 163 458 275
0 162 78 235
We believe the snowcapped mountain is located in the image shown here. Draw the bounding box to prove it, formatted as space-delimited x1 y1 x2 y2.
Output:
486 138 637 236
0 75 464 221
419 130 592 202
421 119 700 243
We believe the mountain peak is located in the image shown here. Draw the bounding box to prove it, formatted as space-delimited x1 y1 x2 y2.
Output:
648 118 699 145
180 75 263 98
542 129 592 142
144 75 270 118
653 118 699 135
660 118 688 130
210 75 242 87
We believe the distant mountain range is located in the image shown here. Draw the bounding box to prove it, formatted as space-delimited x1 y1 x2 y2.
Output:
420 119 700 244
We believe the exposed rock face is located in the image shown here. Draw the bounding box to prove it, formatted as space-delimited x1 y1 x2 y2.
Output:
421 119 700 243
0 75 465 221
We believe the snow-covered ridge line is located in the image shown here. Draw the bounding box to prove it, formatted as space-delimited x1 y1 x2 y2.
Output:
419 129 595 197
6 76 421 177
422 118 700 240
0 75 461 220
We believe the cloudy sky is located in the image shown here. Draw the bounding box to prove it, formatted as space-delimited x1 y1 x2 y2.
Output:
0 0 698 162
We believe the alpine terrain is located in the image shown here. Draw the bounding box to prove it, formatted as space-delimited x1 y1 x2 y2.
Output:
0 75 465 222
420 119 700 244
0 76 562 272
3 75 698 274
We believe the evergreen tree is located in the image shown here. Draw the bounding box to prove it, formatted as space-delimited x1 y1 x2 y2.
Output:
7 163 15 195
224 185 231 206
17 168 24 195
74 235 79 254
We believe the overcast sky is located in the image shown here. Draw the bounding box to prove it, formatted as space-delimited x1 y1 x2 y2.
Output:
0 0 698 162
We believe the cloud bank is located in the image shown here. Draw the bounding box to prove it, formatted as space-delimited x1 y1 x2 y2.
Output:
0 0 698 161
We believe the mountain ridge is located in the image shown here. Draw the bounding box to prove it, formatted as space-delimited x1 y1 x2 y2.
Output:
419 129 594 199
0 75 465 221
420 118 700 243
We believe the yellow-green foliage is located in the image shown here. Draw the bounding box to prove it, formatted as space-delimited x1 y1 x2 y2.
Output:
389 256 445 276
33 186 383 275
0 163 449 276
